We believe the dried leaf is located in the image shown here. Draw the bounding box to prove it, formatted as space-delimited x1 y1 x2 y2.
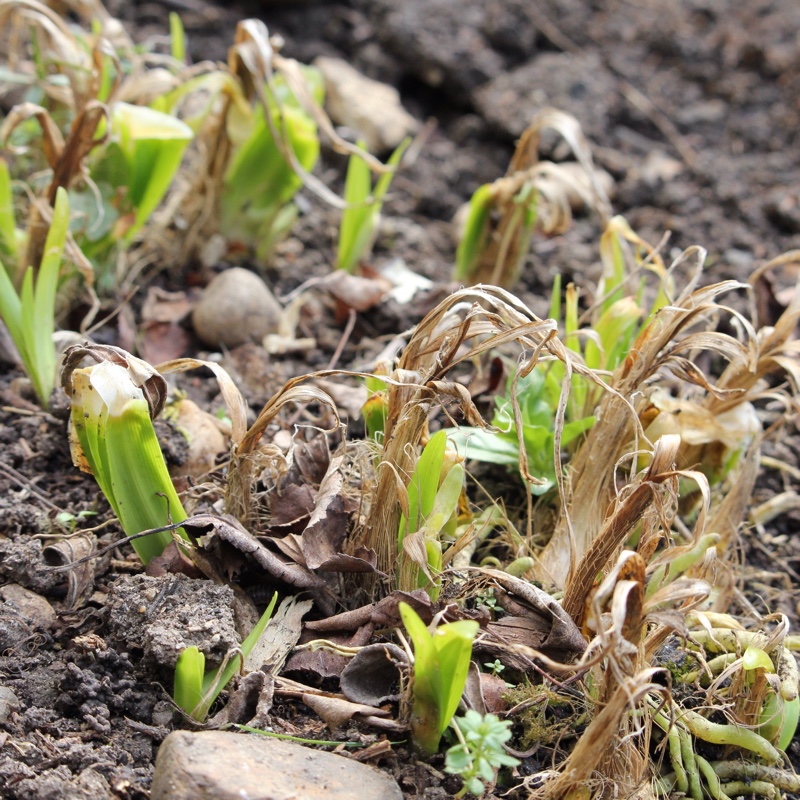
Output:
302 692 390 731
244 596 313 674
340 643 407 707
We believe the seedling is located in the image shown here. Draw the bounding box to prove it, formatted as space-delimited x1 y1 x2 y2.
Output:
454 109 610 288
445 710 519 797
337 138 409 273
174 592 278 722
220 70 323 260
62 346 189 564
448 365 594 496
397 430 464 598
0 186 69 408
111 103 193 241
399 601 479 756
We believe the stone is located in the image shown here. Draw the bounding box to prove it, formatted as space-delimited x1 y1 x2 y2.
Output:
314 57 418 154
0 583 56 631
151 730 404 800
105 574 241 669
0 687 19 723
192 268 282 349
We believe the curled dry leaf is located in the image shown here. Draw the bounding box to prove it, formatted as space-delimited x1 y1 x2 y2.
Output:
62 342 168 418
182 513 329 598
305 589 432 634
475 569 586 664
226 375 341 527
157 357 247 445
301 693 392 732
42 534 96 610
340 643 408 707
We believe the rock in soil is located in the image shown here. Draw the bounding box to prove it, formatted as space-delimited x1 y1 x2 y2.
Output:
192 268 282 349
105 574 241 669
152 730 404 800
314 56 419 153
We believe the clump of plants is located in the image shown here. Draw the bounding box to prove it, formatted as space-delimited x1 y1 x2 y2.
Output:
5 5 800 798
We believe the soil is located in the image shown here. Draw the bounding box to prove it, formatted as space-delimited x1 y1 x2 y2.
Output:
1 0 800 798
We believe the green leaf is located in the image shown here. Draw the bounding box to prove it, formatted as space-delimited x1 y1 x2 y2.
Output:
743 646 774 673
399 430 448 545
454 184 494 281
169 12 186 63
0 159 21 261
110 102 193 241
338 138 409 273
174 646 205 717
222 98 319 252
197 592 279 719
400 602 478 755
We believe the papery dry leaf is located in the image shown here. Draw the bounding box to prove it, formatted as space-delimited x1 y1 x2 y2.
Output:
141 287 194 323
301 692 390 731
305 590 431 633
42 534 96 609
481 569 586 661
244 596 313 675
62 342 168 418
157 356 247 445
269 483 316 529
562 434 681 625
140 323 191 365
227 377 341 526
184 513 328 595
293 435 331 486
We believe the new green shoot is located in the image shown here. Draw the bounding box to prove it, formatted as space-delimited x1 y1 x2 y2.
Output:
0 186 69 409
67 358 189 564
399 602 478 756
337 138 409 273
174 592 279 722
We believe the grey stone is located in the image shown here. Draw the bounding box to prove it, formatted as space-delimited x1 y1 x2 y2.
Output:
0 583 57 631
0 686 19 723
474 53 619 145
192 268 282 349
152 730 404 800
314 57 418 153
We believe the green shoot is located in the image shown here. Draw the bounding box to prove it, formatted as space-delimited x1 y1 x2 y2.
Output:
399 601 478 756
741 645 800 751
108 102 194 242
448 368 594 496
169 13 186 64
397 431 464 598
221 70 323 260
454 184 495 282
445 711 519 797
361 364 391 445
65 354 189 564
0 186 69 408
0 158 23 262
337 138 409 273
174 592 279 722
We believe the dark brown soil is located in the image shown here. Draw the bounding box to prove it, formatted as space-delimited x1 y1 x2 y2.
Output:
1 1 799 798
